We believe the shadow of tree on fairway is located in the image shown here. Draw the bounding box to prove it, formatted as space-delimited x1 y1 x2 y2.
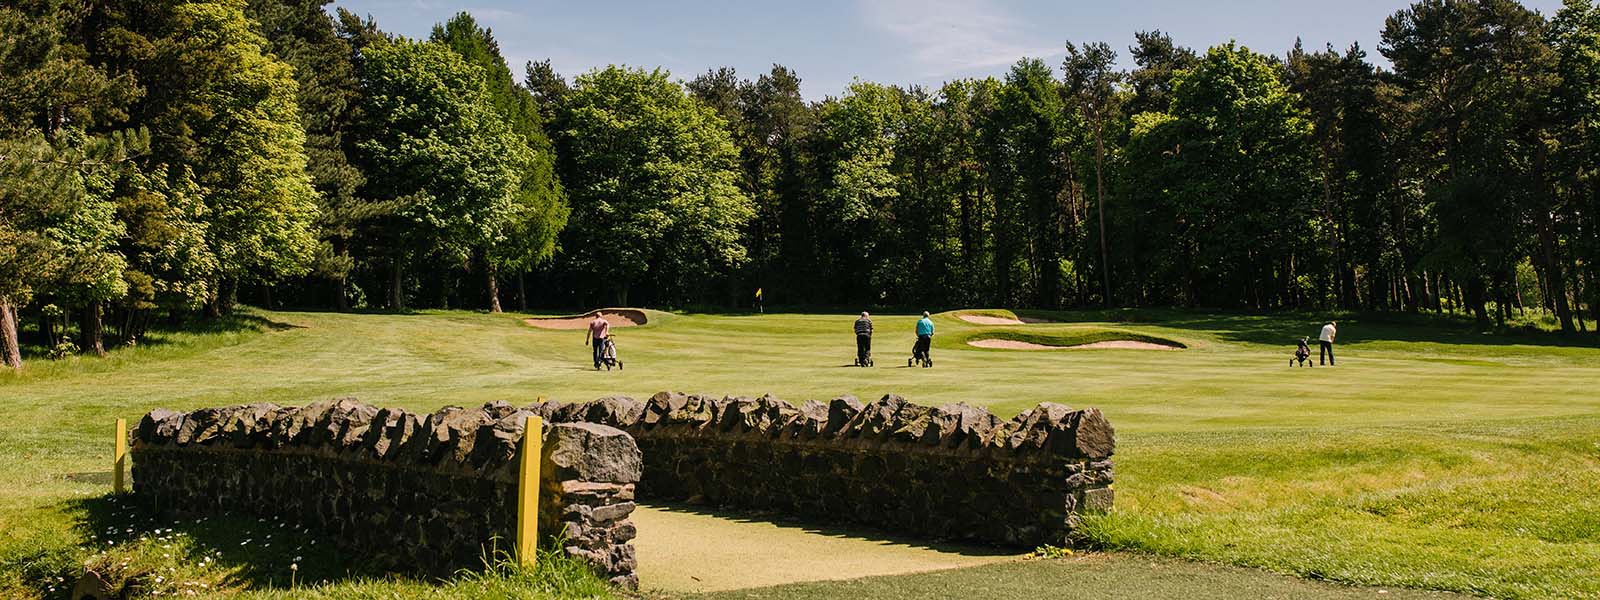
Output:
14 310 305 362
1016 308 1600 349
642 501 1020 558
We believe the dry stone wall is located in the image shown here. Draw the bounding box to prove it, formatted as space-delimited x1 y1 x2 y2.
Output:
130 399 641 588
130 392 1114 588
531 392 1116 547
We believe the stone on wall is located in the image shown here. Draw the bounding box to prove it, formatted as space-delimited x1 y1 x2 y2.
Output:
533 392 1116 548
132 390 1115 585
130 400 640 587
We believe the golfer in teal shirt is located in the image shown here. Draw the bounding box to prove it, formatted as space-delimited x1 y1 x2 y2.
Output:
911 311 934 367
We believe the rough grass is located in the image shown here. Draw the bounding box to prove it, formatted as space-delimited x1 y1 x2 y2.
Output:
2 307 1599 598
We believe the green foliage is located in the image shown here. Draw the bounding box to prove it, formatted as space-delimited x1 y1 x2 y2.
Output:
809 81 904 301
1125 30 1199 116
245 0 381 300
9 1 1600 362
46 335 79 360
1121 42 1317 308
432 13 569 296
994 58 1076 307
686 65 814 300
0 132 136 305
138 0 321 287
1030 544 1075 559
0 1 143 331
352 36 527 279
555 66 754 304
114 166 217 309
1383 0 1554 328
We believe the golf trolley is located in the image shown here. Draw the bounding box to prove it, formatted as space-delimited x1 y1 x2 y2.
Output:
1290 336 1313 368
601 337 623 370
909 337 933 368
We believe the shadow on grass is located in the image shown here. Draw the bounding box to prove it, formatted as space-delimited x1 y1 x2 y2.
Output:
171 312 303 334
14 311 303 362
257 305 419 316
642 500 1019 559
63 494 374 591
1015 308 1600 349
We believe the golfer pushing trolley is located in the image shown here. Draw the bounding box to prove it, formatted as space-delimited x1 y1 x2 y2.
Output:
854 312 874 367
585 313 616 370
910 311 934 368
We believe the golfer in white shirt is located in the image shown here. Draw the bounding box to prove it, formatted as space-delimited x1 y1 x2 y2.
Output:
1319 321 1337 366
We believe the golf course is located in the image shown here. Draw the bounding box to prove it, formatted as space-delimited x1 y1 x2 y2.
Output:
1 307 1596 599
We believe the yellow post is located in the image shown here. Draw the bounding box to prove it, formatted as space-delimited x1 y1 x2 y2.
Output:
113 418 127 494
515 415 543 566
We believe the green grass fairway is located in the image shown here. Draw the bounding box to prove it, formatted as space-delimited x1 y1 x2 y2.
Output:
2 308 1598 598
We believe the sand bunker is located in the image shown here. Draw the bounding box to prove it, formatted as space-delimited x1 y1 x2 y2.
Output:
967 338 1179 350
957 314 1056 325
960 315 1026 325
525 309 648 330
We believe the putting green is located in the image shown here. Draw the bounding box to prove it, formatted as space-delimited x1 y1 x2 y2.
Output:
631 504 1017 593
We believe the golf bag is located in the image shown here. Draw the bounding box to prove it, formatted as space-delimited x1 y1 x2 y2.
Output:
1291 337 1312 367
602 337 623 370
910 335 932 367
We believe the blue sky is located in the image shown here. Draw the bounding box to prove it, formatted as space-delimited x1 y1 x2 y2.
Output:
330 0 1567 100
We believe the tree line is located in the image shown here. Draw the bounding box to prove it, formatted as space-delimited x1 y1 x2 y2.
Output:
4 0 1599 369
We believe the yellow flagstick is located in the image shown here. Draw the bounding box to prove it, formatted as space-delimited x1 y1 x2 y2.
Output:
113 418 127 494
515 416 543 566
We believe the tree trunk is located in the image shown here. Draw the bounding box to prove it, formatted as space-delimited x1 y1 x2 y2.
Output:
41 310 56 348
80 301 106 357
390 261 405 310
335 277 349 312
1468 278 1490 330
1 296 21 370
206 284 223 318
120 308 134 345
516 271 528 312
1094 123 1112 307
1451 277 1464 314
1534 261 1554 313
217 281 238 316
1536 213 1576 332
1441 274 1451 313
486 260 502 313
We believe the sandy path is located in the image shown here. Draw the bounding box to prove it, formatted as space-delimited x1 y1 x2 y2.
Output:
967 339 1179 350
632 504 1016 593
524 309 647 330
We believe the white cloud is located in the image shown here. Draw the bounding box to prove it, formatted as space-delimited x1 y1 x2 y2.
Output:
465 6 524 22
860 0 1060 78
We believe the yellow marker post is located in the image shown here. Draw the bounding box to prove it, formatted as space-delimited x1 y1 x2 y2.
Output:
515 415 543 566
113 418 127 494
